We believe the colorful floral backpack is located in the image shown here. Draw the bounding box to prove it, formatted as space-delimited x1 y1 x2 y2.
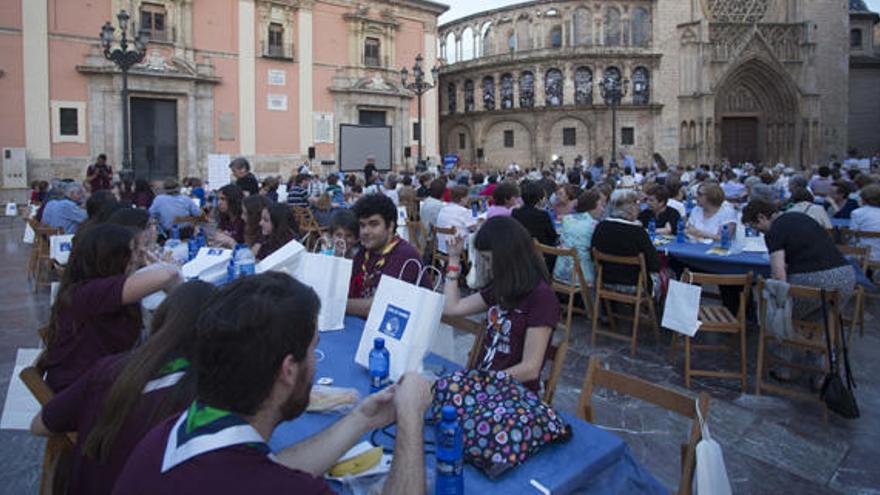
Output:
429 369 573 479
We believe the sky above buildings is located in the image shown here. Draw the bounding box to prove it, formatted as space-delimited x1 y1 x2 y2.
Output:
438 0 880 24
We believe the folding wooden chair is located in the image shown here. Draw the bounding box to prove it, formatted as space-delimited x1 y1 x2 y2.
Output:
837 244 869 338
854 230 880 307
670 270 752 392
590 249 659 357
20 350 76 495
755 278 841 421
534 241 595 338
430 225 457 269
577 357 709 495
291 206 325 239
33 223 63 291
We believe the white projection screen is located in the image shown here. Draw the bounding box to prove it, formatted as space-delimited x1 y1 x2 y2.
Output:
338 124 392 172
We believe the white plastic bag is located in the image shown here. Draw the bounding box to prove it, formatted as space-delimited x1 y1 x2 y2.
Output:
293 252 353 331
662 279 702 337
695 402 732 495
355 263 444 381
49 234 74 266
182 247 232 282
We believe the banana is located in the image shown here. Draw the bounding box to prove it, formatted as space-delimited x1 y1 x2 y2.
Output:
328 445 383 477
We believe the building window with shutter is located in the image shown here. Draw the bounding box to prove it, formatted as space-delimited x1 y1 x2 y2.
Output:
562 127 576 146
51 101 86 143
503 130 514 148
364 37 381 67
140 2 167 42
622 127 635 145
268 23 284 57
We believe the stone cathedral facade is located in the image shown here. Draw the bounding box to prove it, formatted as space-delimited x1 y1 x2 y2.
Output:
438 0 875 170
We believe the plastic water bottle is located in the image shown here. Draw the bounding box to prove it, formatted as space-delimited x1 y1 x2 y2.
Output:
677 219 686 243
686 194 694 215
171 224 180 240
720 225 730 250
197 228 207 249
227 245 239 282
435 405 464 495
648 218 656 241
471 202 479 218
236 245 255 277
187 238 199 261
369 338 390 393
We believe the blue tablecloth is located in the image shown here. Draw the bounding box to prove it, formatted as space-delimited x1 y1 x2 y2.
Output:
662 240 770 276
268 316 667 495
831 217 851 228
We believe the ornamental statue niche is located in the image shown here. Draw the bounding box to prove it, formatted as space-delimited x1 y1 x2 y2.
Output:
545 68 563 107
519 71 535 109
483 76 496 111
575 67 593 105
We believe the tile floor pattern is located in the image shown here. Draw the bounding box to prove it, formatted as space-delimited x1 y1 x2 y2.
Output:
0 218 878 494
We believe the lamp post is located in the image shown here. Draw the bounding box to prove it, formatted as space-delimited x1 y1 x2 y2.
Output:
598 74 629 168
100 11 149 176
400 54 439 170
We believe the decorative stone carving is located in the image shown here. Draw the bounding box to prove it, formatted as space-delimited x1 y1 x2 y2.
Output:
705 0 769 23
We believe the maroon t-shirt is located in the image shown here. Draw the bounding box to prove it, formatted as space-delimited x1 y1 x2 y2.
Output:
87 164 113 191
113 414 334 495
45 276 142 393
42 354 184 495
478 281 560 391
348 237 431 298
218 215 246 244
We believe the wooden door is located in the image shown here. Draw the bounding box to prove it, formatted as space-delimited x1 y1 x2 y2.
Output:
131 98 178 181
721 117 758 165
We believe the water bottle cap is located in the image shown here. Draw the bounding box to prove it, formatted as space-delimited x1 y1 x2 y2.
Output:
441 405 457 420
373 337 385 349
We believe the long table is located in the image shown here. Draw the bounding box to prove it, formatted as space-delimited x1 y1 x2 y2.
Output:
268 316 667 494
661 239 771 276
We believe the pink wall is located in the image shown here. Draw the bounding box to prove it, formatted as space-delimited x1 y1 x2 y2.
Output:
48 38 91 157
396 19 425 118
193 0 237 53
255 59 299 154
49 0 112 38
0 0 22 30
313 3 348 66
0 34 25 147
211 56 239 155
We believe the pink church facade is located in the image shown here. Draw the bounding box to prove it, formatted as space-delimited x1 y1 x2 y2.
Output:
0 0 447 183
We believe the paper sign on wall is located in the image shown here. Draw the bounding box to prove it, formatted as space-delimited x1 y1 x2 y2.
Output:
314 112 334 143
267 94 288 111
207 154 231 191
268 69 286 86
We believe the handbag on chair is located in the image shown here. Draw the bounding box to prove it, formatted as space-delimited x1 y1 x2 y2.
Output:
819 289 859 419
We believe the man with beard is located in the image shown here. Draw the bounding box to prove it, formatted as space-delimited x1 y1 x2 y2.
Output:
113 273 433 494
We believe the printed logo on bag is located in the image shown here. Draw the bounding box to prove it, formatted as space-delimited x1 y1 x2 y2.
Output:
207 249 224 255
378 305 410 340
60 242 71 252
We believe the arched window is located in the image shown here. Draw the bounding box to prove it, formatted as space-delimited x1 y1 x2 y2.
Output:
447 83 457 114
462 27 474 60
500 73 514 109
445 32 457 63
519 71 535 109
508 32 516 52
851 28 863 48
550 25 563 48
481 22 493 57
464 80 475 112
601 67 621 104
545 68 563 107
575 67 593 105
680 122 689 148
632 67 650 105
574 8 592 46
632 8 651 47
689 121 697 148
604 7 621 46
482 76 496 111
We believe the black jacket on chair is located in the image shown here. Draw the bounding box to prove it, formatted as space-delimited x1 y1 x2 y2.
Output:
591 219 660 287
512 205 559 272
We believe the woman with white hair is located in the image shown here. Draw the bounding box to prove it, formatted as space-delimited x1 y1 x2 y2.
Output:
591 189 660 292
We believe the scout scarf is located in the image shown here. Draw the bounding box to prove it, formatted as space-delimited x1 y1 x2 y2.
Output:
143 357 190 394
349 236 400 298
161 400 269 473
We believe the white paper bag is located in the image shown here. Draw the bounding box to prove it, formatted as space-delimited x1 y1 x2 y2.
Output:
49 234 74 265
256 238 306 276
182 247 232 281
695 402 732 495
396 206 409 243
5 203 17 217
355 267 444 381
23 222 35 244
293 252 353 331
661 280 702 336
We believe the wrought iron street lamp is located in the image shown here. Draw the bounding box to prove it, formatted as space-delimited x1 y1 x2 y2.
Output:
400 54 439 169
599 74 629 169
100 10 149 176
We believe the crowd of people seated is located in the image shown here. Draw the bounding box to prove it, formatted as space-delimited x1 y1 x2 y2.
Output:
20 149 880 493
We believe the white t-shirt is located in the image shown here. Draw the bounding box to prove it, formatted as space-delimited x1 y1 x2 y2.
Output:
667 198 686 218
687 202 738 238
852 205 880 261
435 203 477 253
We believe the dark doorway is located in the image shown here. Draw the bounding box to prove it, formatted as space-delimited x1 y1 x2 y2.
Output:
721 117 759 164
131 97 178 181
358 110 387 127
